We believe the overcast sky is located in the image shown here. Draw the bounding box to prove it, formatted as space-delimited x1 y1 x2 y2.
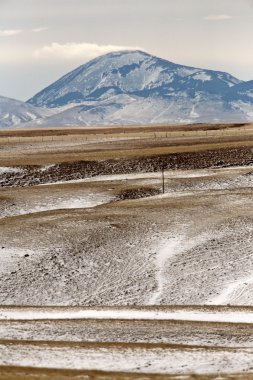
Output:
0 0 253 101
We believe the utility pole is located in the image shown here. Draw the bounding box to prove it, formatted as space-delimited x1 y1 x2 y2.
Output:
162 166 165 194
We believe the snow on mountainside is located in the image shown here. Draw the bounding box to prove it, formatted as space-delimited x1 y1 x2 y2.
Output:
25 50 253 126
0 96 53 128
2 50 253 128
31 94 248 128
28 50 241 108
228 80 253 102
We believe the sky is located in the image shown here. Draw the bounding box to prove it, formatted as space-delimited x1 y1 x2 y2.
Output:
0 0 253 101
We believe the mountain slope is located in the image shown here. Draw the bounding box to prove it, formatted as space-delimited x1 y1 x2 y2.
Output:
0 95 53 128
32 94 248 128
27 50 241 108
228 80 253 102
3 50 253 128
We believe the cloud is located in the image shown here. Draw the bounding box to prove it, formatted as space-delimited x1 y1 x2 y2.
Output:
0 29 22 37
32 27 48 33
34 42 142 60
204 14 234 21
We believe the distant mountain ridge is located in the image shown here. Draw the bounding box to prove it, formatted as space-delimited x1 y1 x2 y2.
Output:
228 80 253 103
1 50 253 128
27 50 242 108
0 95 53 128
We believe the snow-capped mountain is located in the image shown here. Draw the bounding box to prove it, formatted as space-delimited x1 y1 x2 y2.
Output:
28 50 241 108
0 95 53 128
25 50 253 126
2 50 253 128
228 80 253 103
29 93 248 128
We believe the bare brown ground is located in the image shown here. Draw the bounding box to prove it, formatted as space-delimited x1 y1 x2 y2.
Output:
2 366 253 380
0 122 253 166
1 139 253 166
0 339 245 350
0 122 250 137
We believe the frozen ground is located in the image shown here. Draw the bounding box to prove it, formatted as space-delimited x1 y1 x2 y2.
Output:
0 167 21 175
2 341 253 374
1 308 253 348
2 150 253 377
1 305 253 375
2 306 253 323
1 165 253 306
0 191 113 219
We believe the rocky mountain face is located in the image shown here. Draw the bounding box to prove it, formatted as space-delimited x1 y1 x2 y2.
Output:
1 51 253 128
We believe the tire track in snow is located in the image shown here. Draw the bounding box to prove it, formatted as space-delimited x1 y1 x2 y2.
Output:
210 275 253 305
148 232 210 305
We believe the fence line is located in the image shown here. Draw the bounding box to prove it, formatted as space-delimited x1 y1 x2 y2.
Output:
0 127 253 144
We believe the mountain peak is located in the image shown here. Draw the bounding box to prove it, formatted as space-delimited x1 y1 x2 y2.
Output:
23 50 253 127
98 49 150 57
2 51 253 129
29 49 240 108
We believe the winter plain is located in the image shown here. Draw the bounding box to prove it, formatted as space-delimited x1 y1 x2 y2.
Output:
1 43 253 379
1 122 253 379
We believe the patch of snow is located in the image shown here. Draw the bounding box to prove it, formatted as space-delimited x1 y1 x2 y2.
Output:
1 342 253 374
192 72 212 82
2 193 113 219
25 194 112 213
41 169 213 186
211 274 253 305
149 232 210 304
39 164 55 172
25 112 37 120
177 67 198 77
0 167 21 175
190 106 199 118
2 307 253 324
0 248 35 275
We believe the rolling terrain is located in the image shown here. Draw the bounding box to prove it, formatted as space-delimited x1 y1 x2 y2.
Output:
0 96 53 128
1 123 253 377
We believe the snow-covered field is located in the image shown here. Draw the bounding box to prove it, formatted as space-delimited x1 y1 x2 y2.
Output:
2 306 253 375
2 132 253 377
1 192 113 219
1 164 253 307
1 341 253 374
2 306 253 324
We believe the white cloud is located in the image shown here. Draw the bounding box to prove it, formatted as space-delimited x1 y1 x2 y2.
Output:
204 14 234 21
32 27 48 33
0 29 22 37
34 42 142 60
